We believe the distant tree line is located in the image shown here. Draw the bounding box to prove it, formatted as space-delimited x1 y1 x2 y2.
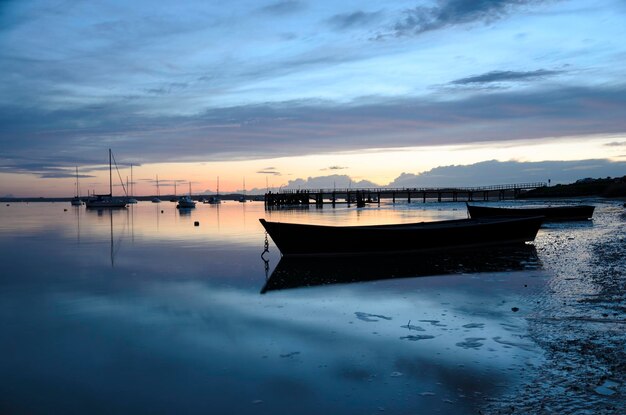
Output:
523 176 626 198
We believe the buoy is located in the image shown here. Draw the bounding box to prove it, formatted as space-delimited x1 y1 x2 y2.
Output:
194 221 199 226
64 208 67 211
161 210 164 213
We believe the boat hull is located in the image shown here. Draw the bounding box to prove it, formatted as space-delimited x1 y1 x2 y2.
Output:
85 196 127 208
259 216 543 257
467 204 594 221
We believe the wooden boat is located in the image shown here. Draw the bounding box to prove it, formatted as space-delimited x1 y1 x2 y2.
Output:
466 203 594 221
261 245 539 293
259 216 543 257
85 149 127 209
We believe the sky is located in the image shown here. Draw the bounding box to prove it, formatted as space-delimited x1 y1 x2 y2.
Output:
1 0 625 196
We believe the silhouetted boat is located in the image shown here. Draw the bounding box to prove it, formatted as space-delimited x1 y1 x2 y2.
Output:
466 203 594 221
70 167 83 206
259 216 543 257
176 182 196 209
176 196 196 209
85 150 127 209
261 245 539 293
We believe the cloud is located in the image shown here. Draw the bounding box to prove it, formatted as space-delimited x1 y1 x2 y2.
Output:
390 0 546 37
257 169 282 175
321 166 347 171
283 174 379 189
257 1 305 15
1 83 626 177
450 69 564 85
267 159 626 191
604 141 626 147
387 159 626 187
327 11 382 30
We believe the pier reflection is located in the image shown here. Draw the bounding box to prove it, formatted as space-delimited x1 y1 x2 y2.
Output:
261 245 540 293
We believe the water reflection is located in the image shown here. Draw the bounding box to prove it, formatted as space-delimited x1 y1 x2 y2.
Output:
262 245 540 293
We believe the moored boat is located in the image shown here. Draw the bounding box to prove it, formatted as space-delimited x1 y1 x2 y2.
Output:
259 216 543 257
466 203 594 221
176 182 196 209
70 166 84 206
85 150 127 209
176 195 196 209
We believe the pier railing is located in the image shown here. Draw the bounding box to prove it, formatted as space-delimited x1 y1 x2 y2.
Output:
264 182 547 208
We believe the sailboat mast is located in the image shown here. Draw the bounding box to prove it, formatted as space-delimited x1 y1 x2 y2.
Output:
109 149 113 196
75 166 80 198
156 175 160 197
217 176 219 196
130 164 133 197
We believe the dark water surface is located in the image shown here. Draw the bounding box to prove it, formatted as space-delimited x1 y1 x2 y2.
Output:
0 200 623 414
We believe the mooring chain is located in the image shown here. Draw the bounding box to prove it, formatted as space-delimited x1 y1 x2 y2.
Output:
261 232 270 280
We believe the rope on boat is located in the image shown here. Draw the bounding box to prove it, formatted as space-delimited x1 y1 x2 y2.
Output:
261 232 270 280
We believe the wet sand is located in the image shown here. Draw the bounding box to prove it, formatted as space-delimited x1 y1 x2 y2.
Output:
485 202 625 414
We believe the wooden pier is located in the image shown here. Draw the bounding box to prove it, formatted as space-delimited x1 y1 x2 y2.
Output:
264 182 547 208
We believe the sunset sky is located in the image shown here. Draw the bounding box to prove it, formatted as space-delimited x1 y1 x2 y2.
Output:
1 0 625 197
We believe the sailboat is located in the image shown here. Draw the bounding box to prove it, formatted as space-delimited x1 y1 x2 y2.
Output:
151 175 161 203
126 164 138 204
176 181 196 209
206 176 221 204
85 149 128 209
70 166 84 206
239 178 247 203
169 181 178 202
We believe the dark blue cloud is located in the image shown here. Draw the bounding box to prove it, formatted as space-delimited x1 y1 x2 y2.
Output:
327 11 382 31
391 0 547 37
451 69 564 84
257 1 306 15
1 83 625 177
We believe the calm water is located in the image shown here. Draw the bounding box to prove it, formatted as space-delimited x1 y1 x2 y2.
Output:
0 200 623 414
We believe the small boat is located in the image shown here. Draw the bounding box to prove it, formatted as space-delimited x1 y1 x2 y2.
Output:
259 216 543 257
70 166 84 206
206 176 221 204
176 195 196 209
126 164 138 203
152 175 161 203
176 182 196 209
466 203 594 221
239 178 247 203
85 150 127 209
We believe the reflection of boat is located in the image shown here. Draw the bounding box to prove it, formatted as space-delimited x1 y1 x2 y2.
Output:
70 166 84 206
466 203 594 221
259 216 543 257
261 245 539 293
85 149 128 209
